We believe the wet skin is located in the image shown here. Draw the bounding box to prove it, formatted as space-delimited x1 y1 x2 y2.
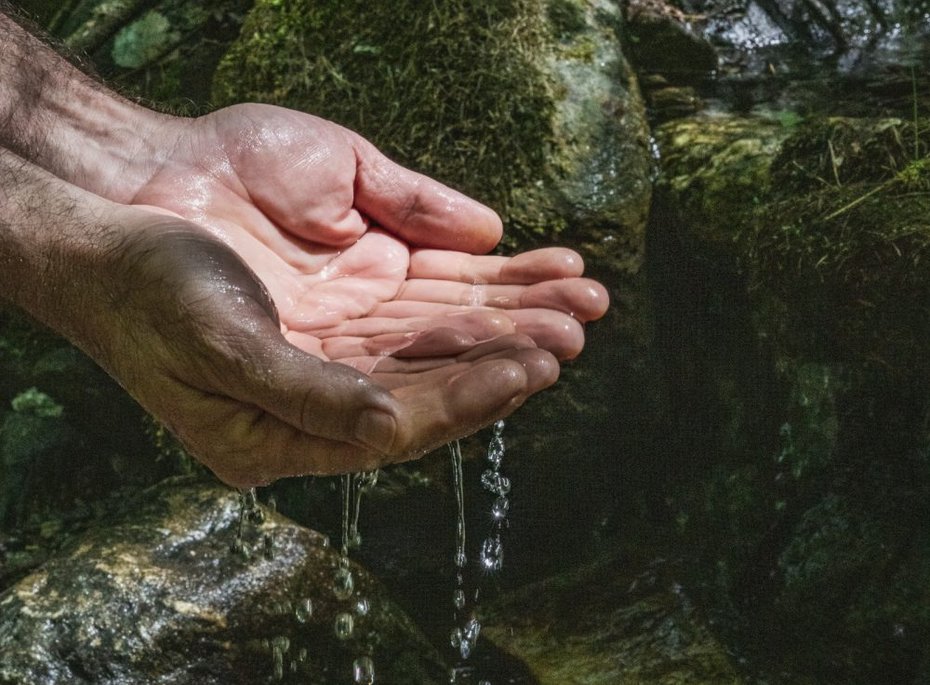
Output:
2 100 609 488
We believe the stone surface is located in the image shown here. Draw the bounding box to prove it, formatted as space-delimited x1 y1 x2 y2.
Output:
481 553 743 684
625 0 717 84
0 478 447 684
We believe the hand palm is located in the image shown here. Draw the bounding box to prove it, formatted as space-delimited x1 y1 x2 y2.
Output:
109 103 606 485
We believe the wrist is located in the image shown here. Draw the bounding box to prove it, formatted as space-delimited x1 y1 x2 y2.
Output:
0 11 175 202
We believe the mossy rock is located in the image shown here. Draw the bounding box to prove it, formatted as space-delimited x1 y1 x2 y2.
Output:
651 112 930 682
213 0 651 266
656 114 930 376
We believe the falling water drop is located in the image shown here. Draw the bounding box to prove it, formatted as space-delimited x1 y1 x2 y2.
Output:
449 441 467 569
354 597 370 616
480 471 510 497
335 612 355 640
491 496 509 520
453 589 466 610
270 636 289 681
294 598 313 623
486 435 504 468
333 567 355 600
272 645 284 681
480 536 503 572
353 655 375 684
458 617 481 659
449 627 463 649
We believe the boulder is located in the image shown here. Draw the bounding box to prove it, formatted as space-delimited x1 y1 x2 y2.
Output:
481 553 743 684
0 478 447 684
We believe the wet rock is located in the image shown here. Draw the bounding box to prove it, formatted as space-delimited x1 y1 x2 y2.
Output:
213 0 652 266
480 553 743 684
0 478 447 684
625 0 718 84
648 85 704 121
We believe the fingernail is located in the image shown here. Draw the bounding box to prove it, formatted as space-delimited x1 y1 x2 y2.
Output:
355 409 397 453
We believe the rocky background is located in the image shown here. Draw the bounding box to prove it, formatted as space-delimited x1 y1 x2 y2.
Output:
3 0 930 683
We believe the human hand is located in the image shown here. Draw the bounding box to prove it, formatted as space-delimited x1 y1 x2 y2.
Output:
53 205 570 487
115 104 606 361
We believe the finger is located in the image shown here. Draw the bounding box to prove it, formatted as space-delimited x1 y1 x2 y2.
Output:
308 310 515 341
351 135 502 253
321 327 478 361
166 391 386 487
369 302 589 359
385 352 558 460
363 333 540 378
408 247 585 284
396 277 609 322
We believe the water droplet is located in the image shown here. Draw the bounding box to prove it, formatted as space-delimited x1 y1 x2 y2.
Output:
493 419 505 435
267 494 277 514
453 589 466 610
334 567 355 600
271 635 289 681
294 598 313 623
464 617 481 642
353 656 375 684
349 530 363 549
449 627 463 649
289 659 297 673
454 550 467 568
480 470 510 497
491 496 509 520
480 536 503 572
335 612 355 640
272 645 284 681
486 435 504 468
356 470 379 492
449 666 476 683
298 647 308 662
354 597 370 616
320 535 331 548
458 617 481 659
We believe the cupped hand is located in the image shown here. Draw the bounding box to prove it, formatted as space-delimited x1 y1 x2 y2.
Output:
97 104 609 486
126 104 607 359
89 209 562 487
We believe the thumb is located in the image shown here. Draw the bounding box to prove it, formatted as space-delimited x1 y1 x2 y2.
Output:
352 135 503 254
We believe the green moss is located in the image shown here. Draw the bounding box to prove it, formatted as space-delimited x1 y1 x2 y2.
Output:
546 0 586 40
214 0 559 240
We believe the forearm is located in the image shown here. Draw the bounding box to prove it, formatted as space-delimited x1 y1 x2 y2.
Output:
0 145 116 349
0 10 168 201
